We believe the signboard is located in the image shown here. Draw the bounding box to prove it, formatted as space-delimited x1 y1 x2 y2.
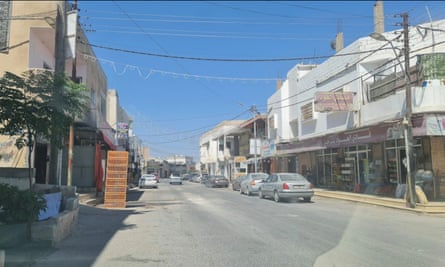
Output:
314 91 354 112
249 138 261 155
117 122 129 132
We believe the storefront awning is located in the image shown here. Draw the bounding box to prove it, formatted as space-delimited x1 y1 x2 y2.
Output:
100 130 117 150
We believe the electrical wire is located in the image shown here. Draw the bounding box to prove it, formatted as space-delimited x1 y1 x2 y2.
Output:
111 0 245 108
266 38 445 113
78 40 395 62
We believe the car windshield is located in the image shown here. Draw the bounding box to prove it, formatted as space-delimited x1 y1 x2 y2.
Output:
142 175 155 180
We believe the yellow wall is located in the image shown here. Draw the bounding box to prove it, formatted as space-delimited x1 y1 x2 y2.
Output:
0 1 62 75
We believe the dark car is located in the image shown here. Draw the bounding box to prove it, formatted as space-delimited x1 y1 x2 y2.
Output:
232 175 246 191
205 175 229 188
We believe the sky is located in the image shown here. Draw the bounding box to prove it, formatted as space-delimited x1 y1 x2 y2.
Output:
77 1 445 161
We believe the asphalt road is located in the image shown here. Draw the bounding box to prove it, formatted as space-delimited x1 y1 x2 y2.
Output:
33 179 445 267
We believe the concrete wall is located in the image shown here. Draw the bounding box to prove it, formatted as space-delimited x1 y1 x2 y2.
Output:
0 168 35 190
72 146 95 187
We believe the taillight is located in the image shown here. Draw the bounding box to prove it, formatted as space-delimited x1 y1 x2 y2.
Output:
283 183 289 190
309 183 314 189
250 180 255 186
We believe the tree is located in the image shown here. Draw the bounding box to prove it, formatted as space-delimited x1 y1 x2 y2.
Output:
0 69 88 240
0 69 89 189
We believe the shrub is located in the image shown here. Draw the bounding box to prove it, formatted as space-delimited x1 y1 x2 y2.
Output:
0 183 47 224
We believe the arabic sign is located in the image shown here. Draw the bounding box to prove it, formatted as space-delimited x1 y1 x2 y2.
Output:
314 91 354 112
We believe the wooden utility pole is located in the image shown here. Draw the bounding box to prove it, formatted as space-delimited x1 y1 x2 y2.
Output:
67 0 78 186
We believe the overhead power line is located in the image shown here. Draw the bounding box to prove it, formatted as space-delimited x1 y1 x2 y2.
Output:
78 40 393 62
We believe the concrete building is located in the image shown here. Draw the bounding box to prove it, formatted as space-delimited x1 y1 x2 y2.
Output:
266 16 445 200
199 119 267 180
166 155 195 176
0 1 115 188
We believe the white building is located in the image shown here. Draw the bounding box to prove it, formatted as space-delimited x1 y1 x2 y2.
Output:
265 17 445 200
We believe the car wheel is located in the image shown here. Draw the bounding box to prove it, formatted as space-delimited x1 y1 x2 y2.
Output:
246 188 251 196
274 191 281 202
303 197 311 202
240 187 243 194
258 189 264 199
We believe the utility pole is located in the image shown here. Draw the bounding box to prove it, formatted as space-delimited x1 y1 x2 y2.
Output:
67 0 78 186
50 0 66 185
251 105 258 172
401 13 416 208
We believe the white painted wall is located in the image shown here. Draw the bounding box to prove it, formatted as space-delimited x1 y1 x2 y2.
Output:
278 19 445 142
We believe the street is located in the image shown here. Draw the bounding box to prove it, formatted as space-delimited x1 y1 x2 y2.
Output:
33 179 445 267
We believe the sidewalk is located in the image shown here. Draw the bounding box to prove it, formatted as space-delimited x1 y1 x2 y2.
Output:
314 188 445 214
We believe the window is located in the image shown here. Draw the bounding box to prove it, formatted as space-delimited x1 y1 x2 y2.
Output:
0 1 11 52
301 102 313 121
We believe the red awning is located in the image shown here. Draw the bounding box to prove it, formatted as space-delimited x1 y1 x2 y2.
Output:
100 131 117 150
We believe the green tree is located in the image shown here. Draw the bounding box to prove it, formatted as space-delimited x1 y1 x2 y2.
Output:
0 69 89 189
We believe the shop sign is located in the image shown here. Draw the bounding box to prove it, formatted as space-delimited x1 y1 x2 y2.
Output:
324 128 372 147
314 91 354 112
261 139 276 157
117 122 129 132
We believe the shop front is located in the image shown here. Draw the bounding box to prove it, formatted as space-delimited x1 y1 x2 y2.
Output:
275 118 445 200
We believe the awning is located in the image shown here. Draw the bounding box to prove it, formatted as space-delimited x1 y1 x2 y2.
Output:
100 131 117 150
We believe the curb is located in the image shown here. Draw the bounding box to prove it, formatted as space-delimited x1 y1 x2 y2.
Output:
314 190 445 214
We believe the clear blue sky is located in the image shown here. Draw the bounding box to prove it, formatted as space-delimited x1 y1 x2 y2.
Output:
77 1 445 161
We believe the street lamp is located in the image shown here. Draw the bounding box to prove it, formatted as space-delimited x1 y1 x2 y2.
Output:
370 13 416 208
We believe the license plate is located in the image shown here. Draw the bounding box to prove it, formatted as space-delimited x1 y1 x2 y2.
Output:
293 185 304 189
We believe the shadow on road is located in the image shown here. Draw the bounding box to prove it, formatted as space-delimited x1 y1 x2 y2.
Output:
27 204 143 267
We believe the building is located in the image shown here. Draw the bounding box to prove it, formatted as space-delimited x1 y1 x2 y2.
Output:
166 155 195 176
267 15 445 200
199 118 267 180
0 1 116 189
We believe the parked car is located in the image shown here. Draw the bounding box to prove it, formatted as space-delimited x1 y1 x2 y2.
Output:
169 174 183 185
232 175 246 191
200 174 210 184
258 172 314 202
205 175 229 188
240 172 269 196
139 174 158 189
182 173 192 181
151 173 159 183
190 174 201 183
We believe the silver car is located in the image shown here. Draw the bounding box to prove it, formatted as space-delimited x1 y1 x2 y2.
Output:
258 173 314 202
239 172 269 196
139 174 158 189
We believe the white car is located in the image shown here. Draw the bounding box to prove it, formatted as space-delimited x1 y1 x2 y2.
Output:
139 174 158 189
169 175 183 185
